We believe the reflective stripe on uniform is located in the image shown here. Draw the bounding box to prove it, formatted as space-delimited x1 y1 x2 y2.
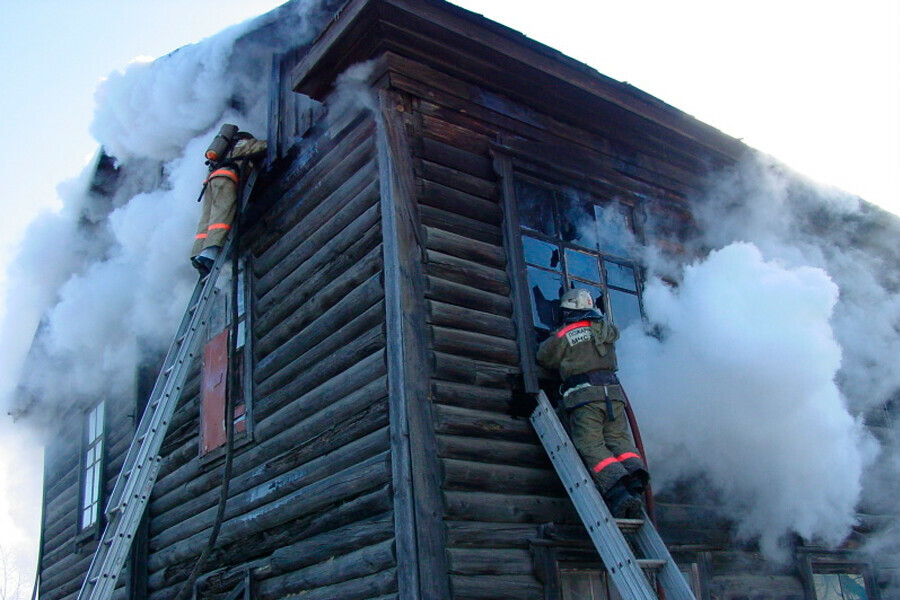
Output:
206 168 239 184
592 452 643 474
557 320 591 338
195 233 208 240
207 223 231 231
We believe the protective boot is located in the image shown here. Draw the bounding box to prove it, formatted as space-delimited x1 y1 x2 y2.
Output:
603 480 642 519
624 470 650 496
191 246 220 276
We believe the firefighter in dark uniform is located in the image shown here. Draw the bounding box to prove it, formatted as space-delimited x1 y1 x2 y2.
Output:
537 288 649 518
191 129 267 275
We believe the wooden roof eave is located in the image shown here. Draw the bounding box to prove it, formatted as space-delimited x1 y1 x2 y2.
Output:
291 0 749 164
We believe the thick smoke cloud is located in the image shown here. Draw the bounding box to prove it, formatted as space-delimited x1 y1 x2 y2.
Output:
3 0 340 422
619 154 899 561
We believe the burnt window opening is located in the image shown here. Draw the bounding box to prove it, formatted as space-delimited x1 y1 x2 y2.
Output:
799 551 880 600
514 174 644 333
79 400 106 533
200 258 254 459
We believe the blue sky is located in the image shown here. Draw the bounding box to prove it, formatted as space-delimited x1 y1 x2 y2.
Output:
0 0 897 595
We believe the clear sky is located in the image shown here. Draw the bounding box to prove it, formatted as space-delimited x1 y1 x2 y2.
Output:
0 0 897 596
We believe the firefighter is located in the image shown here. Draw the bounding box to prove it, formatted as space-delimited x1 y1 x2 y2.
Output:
536 288 649 519
191 129 267 275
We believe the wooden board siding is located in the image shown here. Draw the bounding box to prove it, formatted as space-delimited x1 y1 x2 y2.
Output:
140 104 395 600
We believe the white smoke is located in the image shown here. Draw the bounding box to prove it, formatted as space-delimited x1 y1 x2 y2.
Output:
3 0 342 422
619 153 898 561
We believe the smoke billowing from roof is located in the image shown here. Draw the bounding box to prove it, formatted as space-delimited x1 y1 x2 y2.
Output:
1 0 341 423
620 155 900 561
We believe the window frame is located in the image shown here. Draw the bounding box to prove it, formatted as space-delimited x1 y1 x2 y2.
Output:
798 550 881 600
199 254 256 463
77 400 106 540
496 152 645 393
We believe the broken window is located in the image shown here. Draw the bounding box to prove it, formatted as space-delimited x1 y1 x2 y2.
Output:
800 551 878 600
80 400 105 531
513 176 643 332
813 572 869 600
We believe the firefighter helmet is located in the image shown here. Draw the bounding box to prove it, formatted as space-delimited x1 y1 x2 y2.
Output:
559 288 595 311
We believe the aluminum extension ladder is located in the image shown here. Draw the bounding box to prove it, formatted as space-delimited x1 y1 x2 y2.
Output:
530 390 696 600
75 238 233 600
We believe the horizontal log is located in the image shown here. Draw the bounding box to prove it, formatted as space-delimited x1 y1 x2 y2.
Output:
425 276 512 317
427 300 516 340
420 179 502 225
256 275 384 385
254 326 386 423
431 326 519 365
420 204 502 246
449 548 534 576
425 249 510 296
150 427 390 544
148 452 391 570
445 521 540 549
416 136 494 180
424 226 505 269
448 574 543 600
433 404 535 443
255 190 380 314
254 162 379 295
444 490 574 525
431 380 512 413
418 158 496 200
40 552 93 600
151 486 394 593
436 435 548 470
420 113 490 156
250 116 376 256
154 358 386 508
256 568 397 600
432 351 519 388
442 458 559 496
255 245 383 357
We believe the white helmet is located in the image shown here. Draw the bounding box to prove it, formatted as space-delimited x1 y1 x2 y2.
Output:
559 288 594 311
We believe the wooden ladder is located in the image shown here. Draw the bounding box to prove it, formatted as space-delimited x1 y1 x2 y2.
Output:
530 390 696 600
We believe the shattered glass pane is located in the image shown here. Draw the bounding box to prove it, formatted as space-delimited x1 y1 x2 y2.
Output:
561 189 598 250
608 289 642 329
523 236 561 270
516 178 557 237
566 249 601 284
526 266 563 329
604 260 638 292
596 204 633 258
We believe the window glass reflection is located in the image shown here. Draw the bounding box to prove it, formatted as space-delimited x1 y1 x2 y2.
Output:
608 289 642 330
604 261 637 292
566 249 601 283
516 179 557 237
523 236 561 270
526 266 563 329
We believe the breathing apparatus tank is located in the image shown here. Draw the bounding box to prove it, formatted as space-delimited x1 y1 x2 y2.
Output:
205 124 239 163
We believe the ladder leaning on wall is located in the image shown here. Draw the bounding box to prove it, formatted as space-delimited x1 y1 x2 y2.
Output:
530 390 697 600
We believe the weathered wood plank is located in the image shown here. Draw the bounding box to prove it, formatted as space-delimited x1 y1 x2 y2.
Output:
433 404 534 443
418 158 495 199
255 568 397 600
427 300 516 340
431 325 519 365
426 249 510 297
448 574 543 600
442 458 559 496
448 548 534 576
420 179 502 225
431 380 511 413
425 276 512 317
443 490 574 525
432 351 519 388
424 226 505 269
420 204 502 246
445 521 539 549
417 136 494 180
436 434 548 470
254 245 383 357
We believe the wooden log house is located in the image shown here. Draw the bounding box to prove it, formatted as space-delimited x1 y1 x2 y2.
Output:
32 0 896 599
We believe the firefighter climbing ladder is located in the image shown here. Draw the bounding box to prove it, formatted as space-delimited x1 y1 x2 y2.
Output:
75 238 233 600
530 390 697 600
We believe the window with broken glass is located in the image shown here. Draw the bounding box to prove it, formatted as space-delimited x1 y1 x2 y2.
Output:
79 400 106 532
513 174 643 332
